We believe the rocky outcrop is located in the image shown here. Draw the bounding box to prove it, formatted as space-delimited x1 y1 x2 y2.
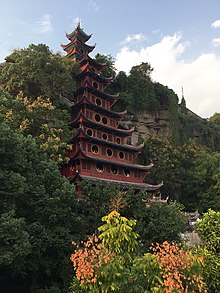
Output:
120 109 171 145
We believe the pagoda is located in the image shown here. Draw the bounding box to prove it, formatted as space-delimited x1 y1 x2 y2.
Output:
61 23 162 195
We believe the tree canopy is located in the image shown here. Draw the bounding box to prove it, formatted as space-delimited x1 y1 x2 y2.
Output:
0 44 79 104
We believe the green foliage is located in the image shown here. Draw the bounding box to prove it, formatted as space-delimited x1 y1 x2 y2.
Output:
0 210 31 268
98 211 139 255
202 250 220 293
196 210 220 292
189 151 220 212
196 209 220 252
0 86 71 163
111 62 220 149
209 112 220 125
77 182 118 235
178 112 220 151
70 211 162 293
135 203 187 246
95 53 116 78
0 122 80 292
141 137 220 211
0 44 78 104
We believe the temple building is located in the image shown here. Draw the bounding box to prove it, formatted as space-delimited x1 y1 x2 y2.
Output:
61 23 162 195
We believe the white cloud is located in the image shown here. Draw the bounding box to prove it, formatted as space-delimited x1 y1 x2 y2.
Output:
121 33 146 45
115 33 220 118
211 19 220 29
32 14 53 34
88 0 99 13
212 37 220 47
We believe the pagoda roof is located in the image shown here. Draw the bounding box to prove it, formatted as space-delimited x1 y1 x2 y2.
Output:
71 95 127 119
70 173 162 191
65 47 86 60
65 23 92 42
75 79 119 102
61 38 95 53
70 112 134 136
73 127 144 152
80 55 106 70
77 64 112 84
69 147 153 171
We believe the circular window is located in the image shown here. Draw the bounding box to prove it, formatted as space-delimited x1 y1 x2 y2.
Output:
95 98 102 106
106 148 113 157
119 151 125 159
124 169 131 177
111 166 118 175
116 137 121 144
91 67 96 73
86 129 93 136
93 81 99 89
102 117 108 125
95 114 101 122
92 145 99 154
102 133 107 140
96 163 104 172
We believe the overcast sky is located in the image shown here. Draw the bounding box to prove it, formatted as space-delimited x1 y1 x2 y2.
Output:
0 0 220 118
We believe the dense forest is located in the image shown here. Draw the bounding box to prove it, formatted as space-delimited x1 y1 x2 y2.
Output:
0 44 219 292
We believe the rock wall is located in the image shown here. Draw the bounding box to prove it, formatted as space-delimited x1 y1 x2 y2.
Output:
120 109 171 145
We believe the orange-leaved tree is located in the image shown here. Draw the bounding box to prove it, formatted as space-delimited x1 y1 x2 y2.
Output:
152 241 207 293
70 211 161 292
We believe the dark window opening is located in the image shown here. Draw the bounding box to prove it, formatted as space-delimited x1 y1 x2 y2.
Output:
86 129 93 136
102 117 108 125
92 145 99 154
124 169 131 177
95 114 101 122
116 137 121 144
91 67 96 73
102 133 107 140
96 163 104 172
95 98 102 106
111 166 118 175
106 148 113 156
93 81 99 89
119 151 125 159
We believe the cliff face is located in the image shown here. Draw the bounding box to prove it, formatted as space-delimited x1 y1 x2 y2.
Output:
121 106 220 151
120 109 171 145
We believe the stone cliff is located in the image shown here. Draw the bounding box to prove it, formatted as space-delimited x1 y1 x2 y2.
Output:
120 109 171 145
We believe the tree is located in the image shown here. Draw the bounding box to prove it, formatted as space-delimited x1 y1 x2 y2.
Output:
189 152 220 212
127 63 158 112
70 211 206 293
70 211 161 293
135 203 187 247
209 112 220 125
0 122 80 292
0 86 71 163
196 209 220 292
196 209 220 253
152 241 206 293
95 53 116 79
140 138 219 211
0 44 79 105
0 210 31 269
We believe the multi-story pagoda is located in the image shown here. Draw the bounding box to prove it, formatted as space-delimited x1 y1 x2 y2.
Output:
62 23 162 195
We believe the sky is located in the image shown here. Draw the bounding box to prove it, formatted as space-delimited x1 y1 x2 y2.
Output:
0 0 220 118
